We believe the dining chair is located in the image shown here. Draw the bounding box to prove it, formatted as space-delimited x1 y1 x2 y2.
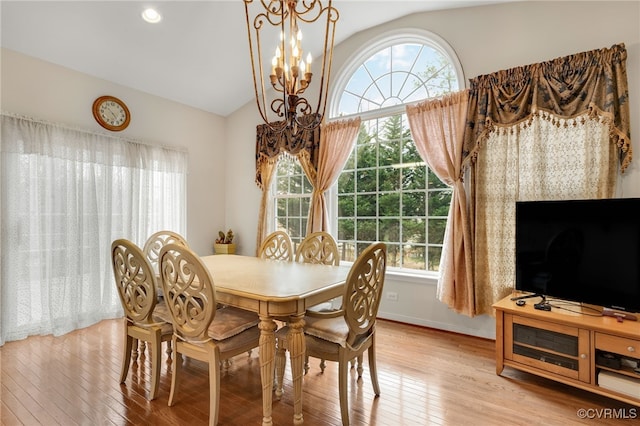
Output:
294 231 340 266
139 230 188 356
143 230 189 276
111 238 173 401
159 243 261 426
275 242 387 426
258 230 294 261
294 231 342 371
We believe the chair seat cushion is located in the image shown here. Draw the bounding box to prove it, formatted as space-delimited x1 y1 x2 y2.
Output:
207 306 260 340
215 325 260 352
307 296 343 313
304 315 348 347
152 301 173 324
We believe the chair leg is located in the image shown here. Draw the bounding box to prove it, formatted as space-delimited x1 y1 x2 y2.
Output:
368 344 380 396
356 355 363 379
149 329 162 400
304 355 310 375
338 352 350 426
275 339 286 398
132 337 139 360
168 337 180 407
209 347 221 426
120 324 133 384
319 358 326 373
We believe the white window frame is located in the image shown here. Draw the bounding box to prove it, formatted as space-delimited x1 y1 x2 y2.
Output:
327 29 465 278
271 29 465 278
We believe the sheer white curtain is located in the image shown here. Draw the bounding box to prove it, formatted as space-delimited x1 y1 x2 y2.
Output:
0 114 187 345
473 113 617 315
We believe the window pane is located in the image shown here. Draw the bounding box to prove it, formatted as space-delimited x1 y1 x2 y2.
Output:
338 170 355 193
404 244 426 270
428 219 447 245
379 139 400 167
428 246 443 272
301 196 310 214
378 167 400 191
272 159 311 240
291 175 303 194
429 190 452 216
403 164 426 190
289 218 302 239
341 241 356 262
357 194 377 216
379 218 400 241
357 169 377 192
356 219 377 241
288 197 300 216
403 192 426 216
403 218 426 244
338 218 355 240
338 194 355 216
277 198 287 217
357 144 377 169
379 193 400 216
386 243 401 268
403 137 423 163
276 176 288 194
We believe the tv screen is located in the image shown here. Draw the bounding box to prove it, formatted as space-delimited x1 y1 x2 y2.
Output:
515 198 640 313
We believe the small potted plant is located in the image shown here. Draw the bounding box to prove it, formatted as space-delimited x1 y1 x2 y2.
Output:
214 229 236 254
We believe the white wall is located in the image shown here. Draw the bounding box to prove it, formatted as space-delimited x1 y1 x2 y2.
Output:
1 47 227 256
226 1 640 339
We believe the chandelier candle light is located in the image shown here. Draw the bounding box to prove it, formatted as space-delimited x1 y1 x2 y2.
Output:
244 0 338 136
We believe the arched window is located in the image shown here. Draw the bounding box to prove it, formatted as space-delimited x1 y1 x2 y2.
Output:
274 30 464 273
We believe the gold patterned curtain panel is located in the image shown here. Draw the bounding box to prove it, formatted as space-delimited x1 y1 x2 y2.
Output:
463 43 632 171
463 43 632 316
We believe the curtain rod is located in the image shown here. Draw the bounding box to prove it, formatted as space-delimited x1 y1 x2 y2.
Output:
1 111 188 154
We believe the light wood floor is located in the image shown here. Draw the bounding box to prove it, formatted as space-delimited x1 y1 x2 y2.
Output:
1 318 635 425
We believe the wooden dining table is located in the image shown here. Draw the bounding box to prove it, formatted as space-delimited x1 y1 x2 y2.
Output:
199 254 352 426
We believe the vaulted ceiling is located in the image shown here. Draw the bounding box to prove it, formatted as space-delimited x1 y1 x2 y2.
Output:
1 1 516 116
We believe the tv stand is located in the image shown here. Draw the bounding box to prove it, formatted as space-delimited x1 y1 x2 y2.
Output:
494 294 640 407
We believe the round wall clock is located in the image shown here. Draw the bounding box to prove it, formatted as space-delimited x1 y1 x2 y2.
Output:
92 95 131 131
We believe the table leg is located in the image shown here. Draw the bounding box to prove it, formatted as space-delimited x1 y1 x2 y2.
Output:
288 314 306 425
259 316 277 426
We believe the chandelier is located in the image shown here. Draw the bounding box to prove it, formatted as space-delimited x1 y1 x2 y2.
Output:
244 0 338 136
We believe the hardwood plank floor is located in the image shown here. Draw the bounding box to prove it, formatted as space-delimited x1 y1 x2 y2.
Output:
1 318 635 425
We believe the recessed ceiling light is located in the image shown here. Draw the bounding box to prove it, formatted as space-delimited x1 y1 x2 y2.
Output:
141 8 162 24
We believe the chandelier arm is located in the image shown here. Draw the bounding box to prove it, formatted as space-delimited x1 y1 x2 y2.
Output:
292 0 324 24
314 2 337 121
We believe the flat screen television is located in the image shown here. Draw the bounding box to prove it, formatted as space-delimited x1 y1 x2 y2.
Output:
515 197 640 313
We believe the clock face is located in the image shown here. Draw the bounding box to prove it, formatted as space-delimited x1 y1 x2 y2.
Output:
92 96 130 131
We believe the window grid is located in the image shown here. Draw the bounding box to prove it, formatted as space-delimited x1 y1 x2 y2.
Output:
337 114 451 272
275 158 311 247
273 36 461 274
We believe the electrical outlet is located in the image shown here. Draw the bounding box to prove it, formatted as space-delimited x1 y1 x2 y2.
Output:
386 291 398 301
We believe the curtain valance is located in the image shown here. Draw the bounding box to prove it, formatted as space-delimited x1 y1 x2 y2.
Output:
255 114 321 189
463 43 632 172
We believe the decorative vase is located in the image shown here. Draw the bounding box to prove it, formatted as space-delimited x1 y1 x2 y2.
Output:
214 243 236 255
